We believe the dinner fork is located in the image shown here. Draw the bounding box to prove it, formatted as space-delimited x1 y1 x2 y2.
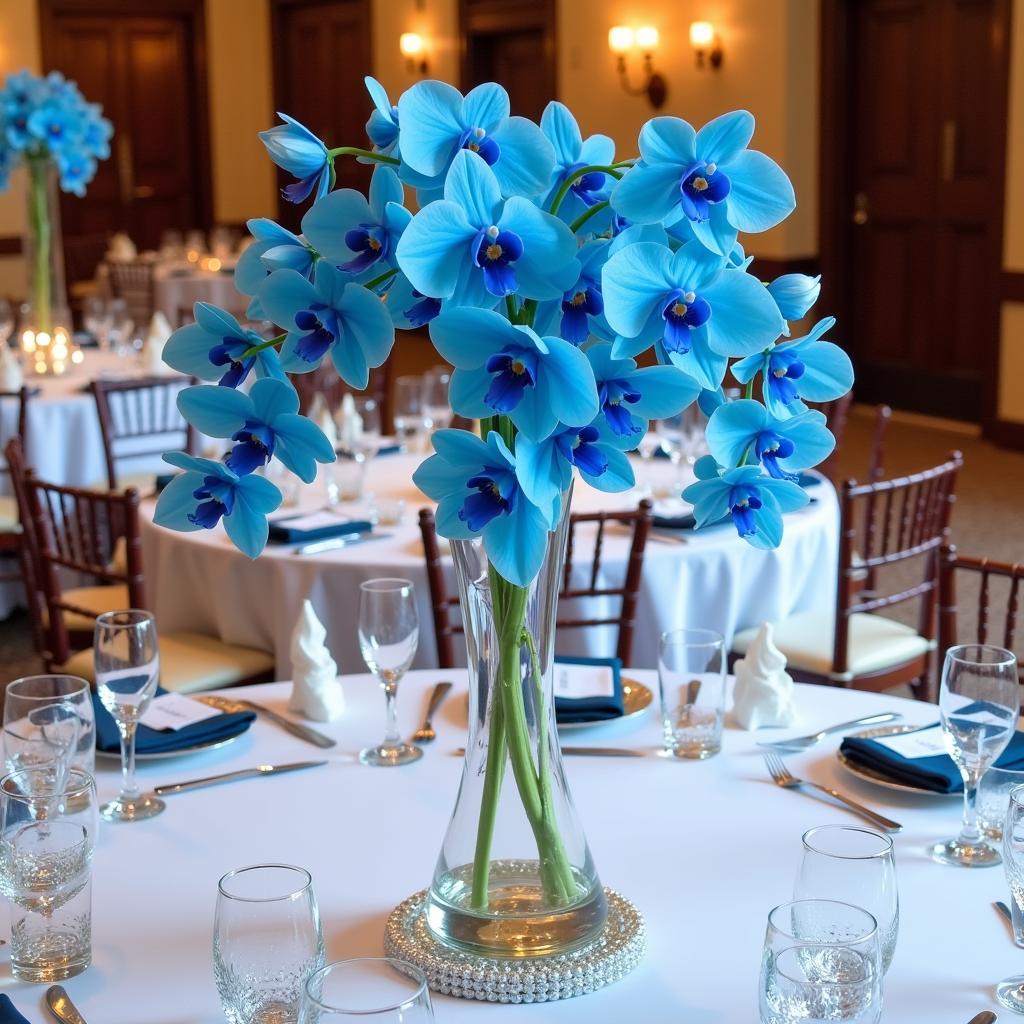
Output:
410 681 453 744
762 752 903 833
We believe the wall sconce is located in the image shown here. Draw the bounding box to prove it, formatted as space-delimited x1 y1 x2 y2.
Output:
399 32 428 75
608 25 667 109
689 21 723 70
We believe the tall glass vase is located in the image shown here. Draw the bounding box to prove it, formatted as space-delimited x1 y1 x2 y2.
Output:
23 153 68 336
424 489 607 957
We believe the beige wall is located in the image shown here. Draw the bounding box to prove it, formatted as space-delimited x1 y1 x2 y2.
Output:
371 0 459 99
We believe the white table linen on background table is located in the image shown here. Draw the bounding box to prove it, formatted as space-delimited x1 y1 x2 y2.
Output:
0 674 1010 1022
153 263 248 326
140 454 840 675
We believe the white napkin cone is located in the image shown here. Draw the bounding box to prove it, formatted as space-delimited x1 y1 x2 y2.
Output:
0 345 24 390
732 622 796 730
335 392 362 450
143 311 174 374
106 232 137 261
309 393 339 451
288 600 344 722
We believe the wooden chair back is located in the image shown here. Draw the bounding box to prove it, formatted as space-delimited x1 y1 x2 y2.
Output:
833 451 962 682
939 545 1024 683
91 376 196 489
0 387 30 489
817 393 852 480
420 500 654 668
293 361 393 434
107 259 156 330
4 439 45 655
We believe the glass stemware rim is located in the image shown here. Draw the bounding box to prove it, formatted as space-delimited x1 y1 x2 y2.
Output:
303 957 429 1015
801 824 894 859
6 675 90 702
944 643 1017 669
95 608 156 628
217 862 313 903
0 765 95 800
767 898 879 944
1008 783 1024 808
359 578 414 594
659 627 724 650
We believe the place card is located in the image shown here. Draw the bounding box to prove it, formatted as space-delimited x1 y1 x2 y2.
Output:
269 510 356 532
870 725 947 760
139 693 223 732
553 662 616 701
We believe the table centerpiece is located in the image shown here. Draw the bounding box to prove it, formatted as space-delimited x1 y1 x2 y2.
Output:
154 76 853 999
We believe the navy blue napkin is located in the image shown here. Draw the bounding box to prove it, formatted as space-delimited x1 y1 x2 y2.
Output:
841 722 1024 794
92 688 255 755
267 515 374 545
553 656 624 724
0 995 29 1024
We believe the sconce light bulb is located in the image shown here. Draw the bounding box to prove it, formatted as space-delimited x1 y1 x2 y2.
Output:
689 21 715 48
608 26 634 55
635 26 659 51
399 32 425 58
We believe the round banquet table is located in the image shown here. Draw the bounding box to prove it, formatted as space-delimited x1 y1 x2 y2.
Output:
0 673 1010 1022
140 454 840 675
152 262 248 326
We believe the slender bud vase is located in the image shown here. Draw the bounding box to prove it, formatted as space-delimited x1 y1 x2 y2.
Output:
23 153 68 337
424 490 607 957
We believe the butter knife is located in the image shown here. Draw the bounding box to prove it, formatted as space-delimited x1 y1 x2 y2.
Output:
237 699 337 748
154 759 326 796
46 986 88 1024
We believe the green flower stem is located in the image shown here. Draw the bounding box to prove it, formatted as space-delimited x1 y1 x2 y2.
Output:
240 333 287 359
744 380 754 400
326 146 400 166
365 266 398 291
548 164 624 218
27 156 52 334
470 686 506 908
568 201 610 236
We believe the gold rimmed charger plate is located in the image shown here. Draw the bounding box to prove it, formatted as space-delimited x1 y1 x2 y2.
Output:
835 723 957 798
558 677 654 731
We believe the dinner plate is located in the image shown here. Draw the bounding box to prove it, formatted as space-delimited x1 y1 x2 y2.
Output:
835 723 958 798
558 677 654 731
95 727 246 761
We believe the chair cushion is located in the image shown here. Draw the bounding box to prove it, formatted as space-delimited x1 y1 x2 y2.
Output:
58 631 275 692
0 495 21 533
732 609 935 681
43 584 131 633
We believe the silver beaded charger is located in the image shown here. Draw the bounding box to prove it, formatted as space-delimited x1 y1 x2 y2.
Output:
383 887 646 1003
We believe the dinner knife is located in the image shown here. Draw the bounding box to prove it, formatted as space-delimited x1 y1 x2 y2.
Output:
237 699 337 748
153 760 326 796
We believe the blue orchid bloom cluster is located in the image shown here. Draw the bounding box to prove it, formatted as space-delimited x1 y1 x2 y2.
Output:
156 77 853 585
0 70 113 195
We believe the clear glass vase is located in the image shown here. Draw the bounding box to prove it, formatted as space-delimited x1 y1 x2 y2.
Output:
23 153 68 336
424 490 607 957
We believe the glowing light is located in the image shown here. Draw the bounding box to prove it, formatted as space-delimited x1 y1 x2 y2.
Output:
608 26 634 54
635 26 659 50
71 349 85 365
689 21 715 48
399 32 425 58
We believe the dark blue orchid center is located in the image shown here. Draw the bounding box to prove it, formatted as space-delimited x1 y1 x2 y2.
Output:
208 337 255 389
225 421 276 476
188 475 235 529
661 289 712 354
460 470 514 530
555 425 608 478
560 279 603 345
404 290 441 328
679 160 731 223
474 226 523 297
767 349 806 406
729 483 762 537
566 161 606 207
458 126 500 165
340 224 388 273
294 304 336 363
598 377 642 437
754 430 796 480
282 169 323 204
483 346 539 412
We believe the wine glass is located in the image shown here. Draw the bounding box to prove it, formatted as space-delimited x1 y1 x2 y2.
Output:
998 784 1024 1011
94 610 164 822
358 579 420 766
421 366 452 432
393 376 427 452
107 298 134 357
300 959 434 1022
635 423 663 497
794 825 899 973
214 864 325 1024
4 675 95 779
82 296 111 351
929 644 1019 867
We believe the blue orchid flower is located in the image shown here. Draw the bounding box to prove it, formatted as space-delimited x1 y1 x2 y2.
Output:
258 261 395 386
0 147 12 191
430 307 598 442
516 422 635 514
533 240 612 345
611 111 795 256
585 343 701 444
55 149 96 196
258 113 332 204
396 150 578 309
26 102 80 152
602 240 784 390
731 316 853 419
539 102 614 232
413 429 553 587
705 400 834 480
80 102 112 159
397 80 554 198
177 378 336 482
153 453 282 559
380 272 441 330
234 218 314 320
682 457 808 549
364 77 399 158
767 273 820 327
163 303 285 388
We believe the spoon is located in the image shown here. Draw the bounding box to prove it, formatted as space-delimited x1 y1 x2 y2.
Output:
46 986 88 1024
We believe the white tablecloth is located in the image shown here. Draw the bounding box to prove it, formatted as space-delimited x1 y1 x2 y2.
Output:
154 264 247 327
0 674 1010 1022
140 454 840 675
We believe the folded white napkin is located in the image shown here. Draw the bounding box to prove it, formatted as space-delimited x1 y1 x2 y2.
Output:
308 393 339 451
287 600 344 722
106 232 137 262
0 345 23 390
335 392 362 450
143 311 174 374
732 622 796 730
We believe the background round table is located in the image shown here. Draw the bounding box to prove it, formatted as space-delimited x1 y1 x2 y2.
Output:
140 453 840 674
0 673 1008 1022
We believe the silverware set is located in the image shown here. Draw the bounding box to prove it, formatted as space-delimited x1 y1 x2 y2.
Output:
757 712 902 752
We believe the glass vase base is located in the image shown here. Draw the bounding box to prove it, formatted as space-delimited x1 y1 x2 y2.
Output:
359 742 423 767
928 837 1001 867
384 885 645 1003
100 794 165 822
997 976 1024 1014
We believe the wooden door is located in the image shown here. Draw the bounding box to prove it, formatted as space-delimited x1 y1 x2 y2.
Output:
40 1 211 254
821 0 1010 422
271 0 372 227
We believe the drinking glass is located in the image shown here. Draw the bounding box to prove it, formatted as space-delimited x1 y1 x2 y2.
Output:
82 296 111 351
760 899 882 1024
94 610 164 822
999 784 1024 1009
4 675 95 780
635 424 663 497
214 864 325 1024
795 825 899 973
421 367 452 432
979 765 1024 840
107 298 134 357
300 959 434 1022
0 767 98 982
393 376 427 452
657 628 726 759
929 644 1019 867
358 579 420 766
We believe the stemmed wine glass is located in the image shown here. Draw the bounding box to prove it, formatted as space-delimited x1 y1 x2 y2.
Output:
393 376 428 452
358 579 420 767
929 644 1019 867
421 367 452 433
82 296 111 351
998 783 1024 1012
94 610 164 821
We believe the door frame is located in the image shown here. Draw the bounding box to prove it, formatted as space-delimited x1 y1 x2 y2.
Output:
458 0 557 97
37 0 214 232
818 0 1012 436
